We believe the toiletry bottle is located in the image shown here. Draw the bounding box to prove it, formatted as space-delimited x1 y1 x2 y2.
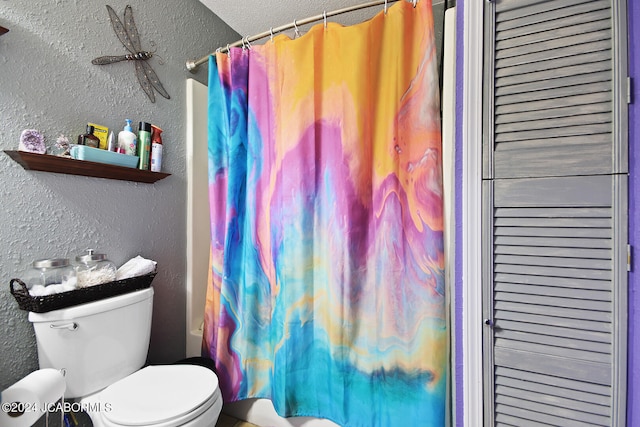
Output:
138 121 152 170
77 125 100 148
107 131 116 152
118 119 137 156
150 125 163 172
116 140 126 154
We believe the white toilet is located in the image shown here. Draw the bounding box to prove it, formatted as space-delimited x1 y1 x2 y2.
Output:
28 287 222 427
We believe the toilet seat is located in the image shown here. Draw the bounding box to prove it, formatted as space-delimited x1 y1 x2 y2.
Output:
97 365 221 427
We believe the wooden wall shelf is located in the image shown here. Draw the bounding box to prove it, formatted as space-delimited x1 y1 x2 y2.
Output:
4 150 170 184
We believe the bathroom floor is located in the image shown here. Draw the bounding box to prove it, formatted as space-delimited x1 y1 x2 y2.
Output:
31 410 259 427
216 412 262 427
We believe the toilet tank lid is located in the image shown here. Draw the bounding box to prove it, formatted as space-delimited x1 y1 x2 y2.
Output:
28 287 153 323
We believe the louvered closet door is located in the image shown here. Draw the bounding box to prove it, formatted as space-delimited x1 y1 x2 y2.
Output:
481 0 628 426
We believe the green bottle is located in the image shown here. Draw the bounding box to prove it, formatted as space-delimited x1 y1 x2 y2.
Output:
137 122 152 170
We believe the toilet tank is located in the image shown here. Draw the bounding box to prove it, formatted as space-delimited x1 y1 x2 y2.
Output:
28 287 154 398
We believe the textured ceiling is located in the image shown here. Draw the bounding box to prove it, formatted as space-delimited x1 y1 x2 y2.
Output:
198 0 394 45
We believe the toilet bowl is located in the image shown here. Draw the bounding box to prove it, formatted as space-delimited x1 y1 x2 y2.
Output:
27 288 222 427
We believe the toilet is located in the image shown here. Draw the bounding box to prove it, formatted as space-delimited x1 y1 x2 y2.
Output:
28 288 222 427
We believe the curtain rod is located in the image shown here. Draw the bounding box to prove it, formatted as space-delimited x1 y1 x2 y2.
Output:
186 0 415 71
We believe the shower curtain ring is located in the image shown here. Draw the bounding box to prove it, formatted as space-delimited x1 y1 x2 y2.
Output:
270 27 274 42
323 11 327 29
226 44 230 54
294 19 300 38
384 0 388 15
244 36 253 50
413 0 417 7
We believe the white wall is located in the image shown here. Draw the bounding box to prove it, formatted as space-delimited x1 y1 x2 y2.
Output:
0 0 239 390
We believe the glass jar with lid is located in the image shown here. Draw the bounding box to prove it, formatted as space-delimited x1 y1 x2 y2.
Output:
22 258 76 289
75 249 117 288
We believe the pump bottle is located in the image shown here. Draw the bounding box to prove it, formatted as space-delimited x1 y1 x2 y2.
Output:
118 119 137 156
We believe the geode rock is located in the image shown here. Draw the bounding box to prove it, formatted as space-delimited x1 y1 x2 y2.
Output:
18 129 46 154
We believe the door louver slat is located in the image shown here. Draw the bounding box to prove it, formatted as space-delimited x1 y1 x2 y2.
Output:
497 394 610 425
497 384 608 416
496 311 610 333
496 7 610 41
497 32 611 66
495 60 611 88
495 70 611 96
495 255 610 270
495 282 611 300
496 367 610 402
495 301 611 323
495 319 611 343
496 80 611 105
496 0 607 25
494 347 611 386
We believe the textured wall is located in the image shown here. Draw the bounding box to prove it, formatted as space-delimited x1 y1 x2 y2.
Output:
0 0 238 390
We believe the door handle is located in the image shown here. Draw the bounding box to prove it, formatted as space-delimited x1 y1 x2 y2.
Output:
484 318 493 328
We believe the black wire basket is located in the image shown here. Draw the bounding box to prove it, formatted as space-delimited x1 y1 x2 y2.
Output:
9 271 156 313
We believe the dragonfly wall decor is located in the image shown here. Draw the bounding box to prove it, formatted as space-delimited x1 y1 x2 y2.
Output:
92 5 170 103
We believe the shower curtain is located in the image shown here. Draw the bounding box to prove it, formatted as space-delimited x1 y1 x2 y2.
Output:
202 1 446 426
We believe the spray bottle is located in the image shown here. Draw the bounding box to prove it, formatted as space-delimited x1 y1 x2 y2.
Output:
138 121 152 170
150 125 163 172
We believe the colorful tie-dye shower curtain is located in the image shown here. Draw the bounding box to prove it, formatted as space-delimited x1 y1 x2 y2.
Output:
203 1 445 426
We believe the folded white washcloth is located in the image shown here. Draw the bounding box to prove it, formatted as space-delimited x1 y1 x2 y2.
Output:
116 256 157 280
